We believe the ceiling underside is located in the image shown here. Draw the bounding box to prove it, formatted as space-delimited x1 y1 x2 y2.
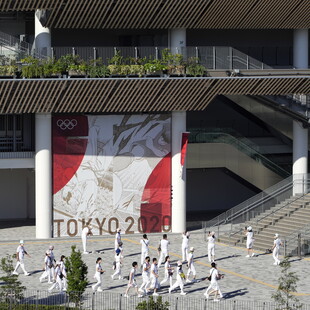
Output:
0 0 309 29
0 76 309 114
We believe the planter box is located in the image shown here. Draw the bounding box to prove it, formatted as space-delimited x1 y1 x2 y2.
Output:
68 70 87 77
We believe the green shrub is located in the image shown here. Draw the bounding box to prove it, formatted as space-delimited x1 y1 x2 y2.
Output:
136 296 170 310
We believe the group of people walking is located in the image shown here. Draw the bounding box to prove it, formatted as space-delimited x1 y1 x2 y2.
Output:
11 224 283 301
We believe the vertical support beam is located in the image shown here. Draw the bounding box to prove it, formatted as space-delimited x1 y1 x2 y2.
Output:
35 113 52 238
34 10 51 57
169 29 186 49
293 29 309 69
293 121 308 195
171 111 186 233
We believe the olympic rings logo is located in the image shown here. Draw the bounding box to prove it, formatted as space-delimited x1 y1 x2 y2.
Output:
56 119 78 130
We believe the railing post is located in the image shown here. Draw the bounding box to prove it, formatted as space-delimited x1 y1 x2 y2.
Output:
175 297 178 310
284 239 287 256
93 47 97 63
91 292 95 310
195 46 198 62
246 55 249 70
72 47 76 56
298 233 301 258
230 47 233 70
213 46 216 70
134 46 138 59
119 293 122 310
51 47 54 59
155 47 159 60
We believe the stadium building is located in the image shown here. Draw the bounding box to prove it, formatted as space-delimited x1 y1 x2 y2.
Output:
0 0 309 239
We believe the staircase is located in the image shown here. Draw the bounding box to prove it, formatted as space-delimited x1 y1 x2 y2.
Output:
219 194 310 251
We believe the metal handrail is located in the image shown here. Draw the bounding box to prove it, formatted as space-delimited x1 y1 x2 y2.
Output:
203 174 310 231
190 130 290 178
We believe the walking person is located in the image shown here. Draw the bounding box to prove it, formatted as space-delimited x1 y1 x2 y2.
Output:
181 231 190 262
39 250 53 283
124 262 143 298
81 225 92 254
169 261 186 295
139 256 151 295
158 234 170 267
48 261 63 293
245 226 255 257
111 248 123 280
12 240 30 276
272 233 283 265
92 257 104 292
204 262 223 301
115 228 122 250
160 256 173 288
59 255 67 291
207 231 216 263
140 234 150 266
48 245 56 280
150 258 160 296
186 247 197 283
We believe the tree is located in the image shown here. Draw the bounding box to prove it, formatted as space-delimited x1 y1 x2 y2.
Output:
272 256 301 310
0 254 26 303
136 296 170 310
65 245 88 307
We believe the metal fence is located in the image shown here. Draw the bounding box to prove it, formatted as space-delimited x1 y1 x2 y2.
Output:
2 289 310 310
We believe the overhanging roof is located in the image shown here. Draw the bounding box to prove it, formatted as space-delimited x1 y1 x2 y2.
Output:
0 76 309 114
0 0 309 29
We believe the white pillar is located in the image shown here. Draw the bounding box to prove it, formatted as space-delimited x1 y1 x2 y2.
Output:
169 29 186 50
171 111 186 233
35 10 51 57
293 121 308 195
293 29 308 69
35 113 52 238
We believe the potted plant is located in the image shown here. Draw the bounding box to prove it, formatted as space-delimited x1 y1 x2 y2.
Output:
144 59 166 76
0 56 17 77
42 58 62 78
20 56 44 78
108 50 124 77
162 49 185 76
186 57 206 77
88 58 110 78
128 56 146 77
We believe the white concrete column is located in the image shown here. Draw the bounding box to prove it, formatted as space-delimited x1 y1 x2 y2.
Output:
35 113 52 238
169 29 186 51
293 120 308 195
293 29 308 69
171 111 186 233
35 10 51 57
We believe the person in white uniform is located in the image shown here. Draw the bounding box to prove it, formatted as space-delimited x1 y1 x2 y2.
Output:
160 256 173 288
245 226 255 257
204 262 223 301
186 247 197 283
92 257 105 292
169 261 186 295
48 261 63 293
272 233 283 265
139 256 151 295
207 231 216 263
140 234 150 266
12 240 30 276
81 225 92 254
48 245 56 280
124 262 143 298
150 258 160 296
158 234 170 267
59 255 67 291
111 248 123 280
39 250 53 283
181 231 190 262
115 228 122 251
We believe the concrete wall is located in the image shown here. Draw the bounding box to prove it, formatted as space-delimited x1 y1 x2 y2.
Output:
0 169 35 219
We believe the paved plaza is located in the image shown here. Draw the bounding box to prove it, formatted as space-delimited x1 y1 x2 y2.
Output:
0 223 310 305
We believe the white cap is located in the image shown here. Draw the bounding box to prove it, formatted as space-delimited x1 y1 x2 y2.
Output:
20 240 24 244
247 226 252 231
211 231 215 235
116 228 121 232
275 233 279 238
88 225 93 230
189 247 195 252
49 245 54 250
177 260 182 266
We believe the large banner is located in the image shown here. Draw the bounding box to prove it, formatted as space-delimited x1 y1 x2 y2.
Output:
53 114 171 237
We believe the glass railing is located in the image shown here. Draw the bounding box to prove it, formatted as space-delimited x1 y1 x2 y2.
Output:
189 128 290 178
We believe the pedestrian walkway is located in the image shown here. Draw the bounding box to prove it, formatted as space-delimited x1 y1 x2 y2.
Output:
0 223 309 304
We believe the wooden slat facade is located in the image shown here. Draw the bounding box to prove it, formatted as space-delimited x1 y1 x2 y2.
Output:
0 0 309 29
0 76 309 114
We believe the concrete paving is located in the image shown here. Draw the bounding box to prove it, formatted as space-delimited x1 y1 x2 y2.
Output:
0 223 310 306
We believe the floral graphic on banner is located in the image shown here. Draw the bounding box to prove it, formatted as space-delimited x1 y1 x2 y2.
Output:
53 114 171 237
